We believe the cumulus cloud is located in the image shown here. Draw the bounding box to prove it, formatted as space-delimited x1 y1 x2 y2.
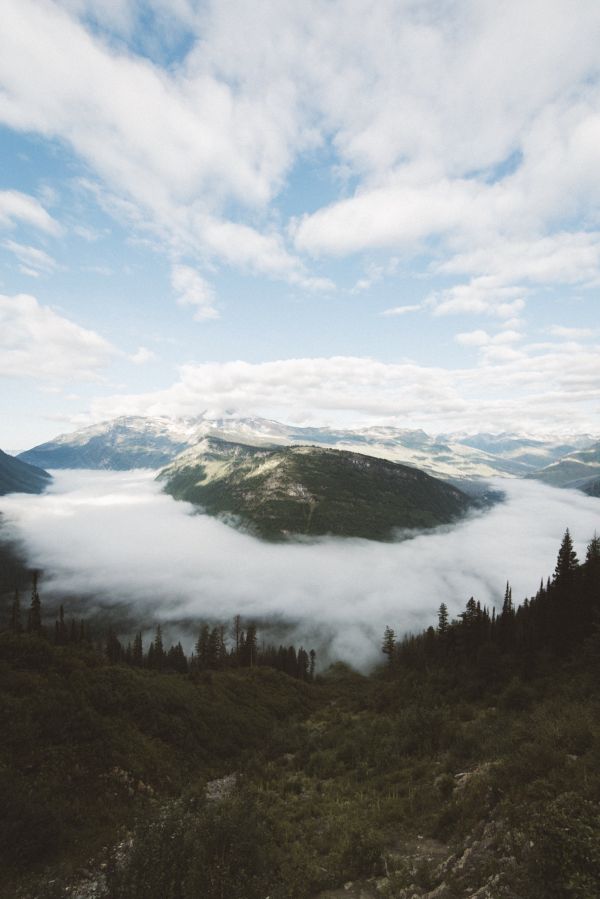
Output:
84 343 600 437
0 293 117 381
1 471 599 668
171 264 218 321
3 0 600 314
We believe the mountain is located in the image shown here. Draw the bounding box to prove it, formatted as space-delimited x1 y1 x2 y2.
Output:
18 417 193 471
0 448 51 495
18 415 600 484
158 437 472 540
526 441 600 489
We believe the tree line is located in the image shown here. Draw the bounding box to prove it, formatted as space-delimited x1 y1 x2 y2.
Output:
382 528 600 680
4 576 316 682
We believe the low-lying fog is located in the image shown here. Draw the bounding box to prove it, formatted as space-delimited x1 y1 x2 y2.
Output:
1 470 599 668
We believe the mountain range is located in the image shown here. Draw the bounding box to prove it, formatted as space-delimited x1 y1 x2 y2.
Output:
17 415 598 481
9 415 599 540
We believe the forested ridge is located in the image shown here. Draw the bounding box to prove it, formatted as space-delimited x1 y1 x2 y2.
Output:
1 529 600 898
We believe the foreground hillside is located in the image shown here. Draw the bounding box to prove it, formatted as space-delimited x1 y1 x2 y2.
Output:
2 530 600 898
0 449 50 496
158 438 471 540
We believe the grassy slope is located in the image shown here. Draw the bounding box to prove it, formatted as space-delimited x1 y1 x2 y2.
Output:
162 442 470 540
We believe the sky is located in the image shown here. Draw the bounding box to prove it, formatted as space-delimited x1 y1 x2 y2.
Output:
1 470 598 667
1 0 600 451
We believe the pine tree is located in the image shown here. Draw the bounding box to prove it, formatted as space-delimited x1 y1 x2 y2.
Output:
437 603 449 636
243 624 257 667
309 648 316 680
153 625 166 669
554 529 579 587
196 624 210 669
26 572 42 634
132 631 144 666
382 626 396 664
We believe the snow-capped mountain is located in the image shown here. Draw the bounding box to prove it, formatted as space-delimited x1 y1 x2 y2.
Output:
17 415 599 483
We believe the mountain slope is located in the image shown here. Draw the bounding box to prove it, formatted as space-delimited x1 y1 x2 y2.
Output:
158 438 471 540
18 415 599 482
0 449 51 495
18 417 192 471
527 441 600 489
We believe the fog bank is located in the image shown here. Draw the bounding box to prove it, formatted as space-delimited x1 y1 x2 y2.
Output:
0 470 598 668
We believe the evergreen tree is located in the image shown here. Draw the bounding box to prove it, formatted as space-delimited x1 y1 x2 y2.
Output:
309 648 316 680
106 626 123 663
437 603 449 636
382 625 396 664
26 572 42 634
132 631 144 666
554 528 579 587
152 625 166 669
245 624 258 667
196 624 210 669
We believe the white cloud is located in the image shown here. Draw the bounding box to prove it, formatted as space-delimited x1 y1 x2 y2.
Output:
130 346 156 365
2 239 60 277
171 264 218 321
0 189 62 235
381 303 421 317
0 293 117 381
1 472 599 668
548 325 595 340
2 0 600 315
84 343 600 437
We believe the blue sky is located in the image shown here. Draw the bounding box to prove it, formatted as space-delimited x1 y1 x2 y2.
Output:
1 0 600 450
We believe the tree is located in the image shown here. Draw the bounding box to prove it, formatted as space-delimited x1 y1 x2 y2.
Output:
132 631 144 666
554 528 579 587
196 624 210 669
26 572 42 634
242 623 257 667
382 626 396 665
437 603 449 636
152 625 166 669
309 648 316 680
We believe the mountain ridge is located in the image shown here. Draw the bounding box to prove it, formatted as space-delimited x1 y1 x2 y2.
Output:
18 415 599 482
0 448 51 496
158 437 473 541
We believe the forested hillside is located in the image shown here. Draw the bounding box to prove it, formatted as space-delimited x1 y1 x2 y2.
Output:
1 530 600 898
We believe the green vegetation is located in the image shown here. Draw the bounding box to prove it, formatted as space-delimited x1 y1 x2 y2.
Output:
2 528 600 898
160 438 471 540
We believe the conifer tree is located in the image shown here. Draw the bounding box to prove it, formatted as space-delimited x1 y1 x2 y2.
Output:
309 648 316 680
382 626 396 664
437 603 449 635
554 528 579 586
244 623 258 667
132 631 144 666
27 572 42 634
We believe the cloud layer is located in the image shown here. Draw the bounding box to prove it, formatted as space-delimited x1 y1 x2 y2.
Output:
2 1 600 309
87 348 600 436
1 470 598 668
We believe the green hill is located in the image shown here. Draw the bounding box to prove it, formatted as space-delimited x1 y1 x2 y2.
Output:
0 449 51 496
158 438 471 540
